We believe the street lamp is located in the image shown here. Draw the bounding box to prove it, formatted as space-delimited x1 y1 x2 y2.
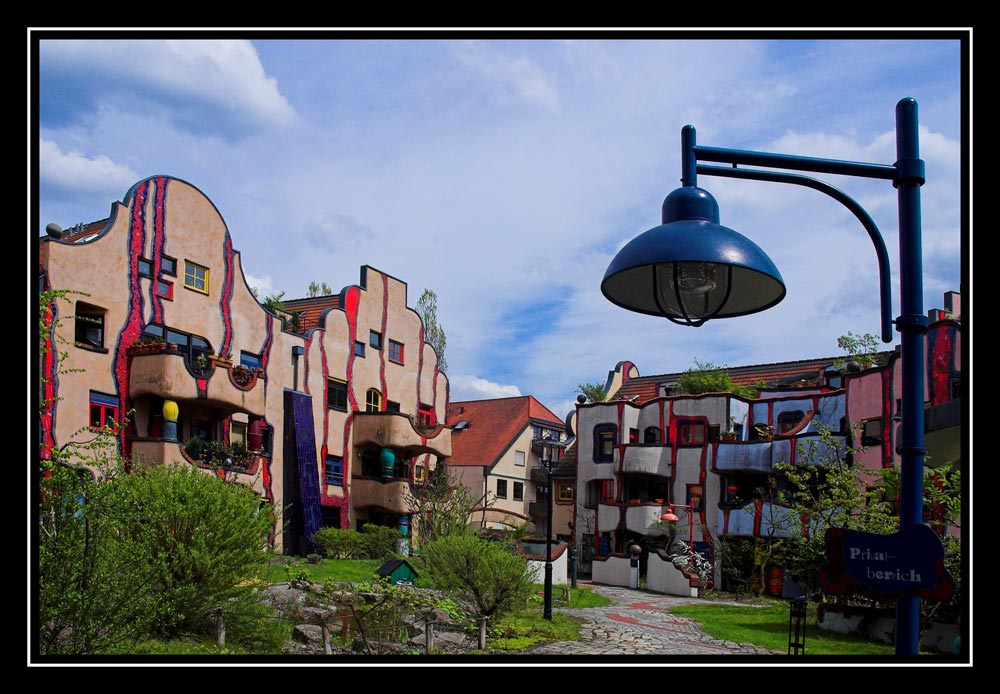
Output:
605 98 928 655
660 503 696 568
542 457 555 620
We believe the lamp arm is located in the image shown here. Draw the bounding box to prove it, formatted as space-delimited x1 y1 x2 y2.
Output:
696 164 894 343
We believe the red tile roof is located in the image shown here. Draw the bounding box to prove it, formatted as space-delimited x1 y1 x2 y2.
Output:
280 295 341 332
446 395 564 468
612 352 895 405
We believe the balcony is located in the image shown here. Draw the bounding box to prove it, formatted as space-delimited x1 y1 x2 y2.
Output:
713 435 846 474
621 445 672 477
131 438 265 479
528 500 548 517
351 476 412 515
128 351 265 417
352 412 451 458
625 502 671 536
597 502 622 532
718 502 800 538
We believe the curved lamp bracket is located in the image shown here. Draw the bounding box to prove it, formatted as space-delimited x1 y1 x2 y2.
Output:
697 164 894 343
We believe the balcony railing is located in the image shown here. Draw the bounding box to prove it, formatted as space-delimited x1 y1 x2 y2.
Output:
621 445 672 477
128 351 265 417
718 501 801 538
351 476 413 515
713 435 846 474
352 412 452 458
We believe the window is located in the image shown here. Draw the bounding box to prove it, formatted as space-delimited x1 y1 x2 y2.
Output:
601 479 615 501
629 428 639 444
386 400 401 413
515 451 525 467
777 410 805 434
190 418 212 442
594 424 617 463
418 403 435 428
366 388 382 413
325 456 344 486
861 418 883 446
557 482 574 502
369 330 382 350
415 465 427 483
183 260 209 294
89 391 118 429
354 341 366 358
138 258 153 277
328 379 348 411
513 482 524 501
240 351 262 370
155 279 173 299
496 479 508 499
74 302 105 349
160 255 176 276
388 339 404 364
230 420 247 446
643 427 661 444
687 484 704 513
677 419 707 446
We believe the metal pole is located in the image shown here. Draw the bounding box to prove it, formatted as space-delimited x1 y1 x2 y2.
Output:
893 97 927 656
544 463 553 620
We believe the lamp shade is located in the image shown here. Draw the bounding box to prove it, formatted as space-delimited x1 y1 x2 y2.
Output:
660 509 680 522
602 186 786 326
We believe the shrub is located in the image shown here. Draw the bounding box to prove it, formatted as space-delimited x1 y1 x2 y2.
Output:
311 527 364 559
306 553 322 565
361 523 402 559
106 464 275 637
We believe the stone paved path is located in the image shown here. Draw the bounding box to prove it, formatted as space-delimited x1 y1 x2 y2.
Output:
523 583 784 657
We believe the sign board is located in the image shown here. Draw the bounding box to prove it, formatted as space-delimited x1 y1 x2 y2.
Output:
819 525 955 601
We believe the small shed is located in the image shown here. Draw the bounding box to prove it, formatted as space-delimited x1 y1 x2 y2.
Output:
375 558 419 585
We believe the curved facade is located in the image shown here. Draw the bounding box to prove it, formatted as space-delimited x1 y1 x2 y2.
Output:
39 176 450 553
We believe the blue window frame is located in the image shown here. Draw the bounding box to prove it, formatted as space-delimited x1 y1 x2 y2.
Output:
325 456 344 486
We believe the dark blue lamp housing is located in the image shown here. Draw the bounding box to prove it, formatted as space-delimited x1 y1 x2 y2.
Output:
601 185 786 326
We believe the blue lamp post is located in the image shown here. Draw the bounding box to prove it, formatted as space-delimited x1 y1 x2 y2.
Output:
604 98 928 655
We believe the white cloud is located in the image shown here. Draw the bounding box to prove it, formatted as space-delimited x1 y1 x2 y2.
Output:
449 374 522 402
244 273 273 298
38 139 139 192
40 39 298 135
456 42 560 112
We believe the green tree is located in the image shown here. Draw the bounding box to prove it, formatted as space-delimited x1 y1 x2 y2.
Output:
39 434 166 654
678 359 762 398
416 288 447 373
834 331 881 369
577 382 607 402
307 280 333 297
109 463 276 637
402 462 493 547
419 534 535 641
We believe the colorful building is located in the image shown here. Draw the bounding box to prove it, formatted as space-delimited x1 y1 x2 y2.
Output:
571 294 961 595
446 396 572 540
38 175 450 554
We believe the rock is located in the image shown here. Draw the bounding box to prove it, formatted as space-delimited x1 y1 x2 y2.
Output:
292 624 324 645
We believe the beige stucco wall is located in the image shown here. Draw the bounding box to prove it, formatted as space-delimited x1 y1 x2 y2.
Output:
41 177 450 551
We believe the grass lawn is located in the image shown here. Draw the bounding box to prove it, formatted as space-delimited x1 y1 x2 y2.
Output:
668 601 901 656
480 584 612 653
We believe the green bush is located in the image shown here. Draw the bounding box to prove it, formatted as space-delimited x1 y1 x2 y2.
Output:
39 461 165 655
311 527 364 558
361 523 402 559
103 464 275 638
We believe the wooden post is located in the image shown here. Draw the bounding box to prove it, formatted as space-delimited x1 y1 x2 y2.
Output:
321 622 332 655
478 616 488 650
425 618 434 653
215 607 225 647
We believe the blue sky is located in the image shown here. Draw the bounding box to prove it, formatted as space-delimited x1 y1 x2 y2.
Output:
32 30 969 419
